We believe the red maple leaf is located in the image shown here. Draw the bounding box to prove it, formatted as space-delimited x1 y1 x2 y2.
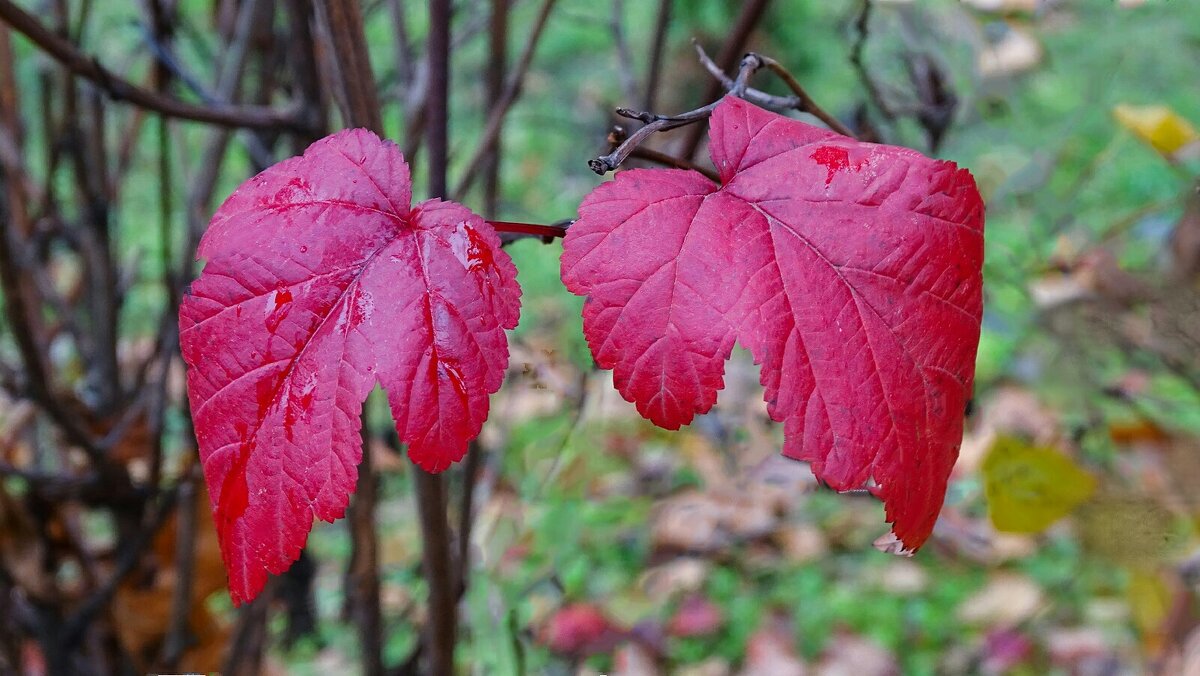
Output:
561 96 984 551
178 129 519 604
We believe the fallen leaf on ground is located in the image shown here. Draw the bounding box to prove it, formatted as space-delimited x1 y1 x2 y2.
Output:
612 641 661 676
978 23 1042 78
1114 104 1200 159
738 614 807 676
981 436 1095 533
816 631 898 676
774 524 829 563
539 603 622 656
878 560 929 595
668 596 724 638
639 558 711 603
957 573 1044 627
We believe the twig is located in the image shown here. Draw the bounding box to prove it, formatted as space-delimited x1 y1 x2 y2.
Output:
589 53 763 175
452 0 558 200
348 423 384 676
692 43 855 138
603 124 720 181
160 472 197 671
610 0 637 101
758 55 855 137
0 0 310 132
61 485 181 646
643 0 672 111
850 0 895 121
489 219 569 239
387 0 415 87
137 21 275 167
223 578 276 676
456 439 483 598
679 0 771 160
483 0 508 218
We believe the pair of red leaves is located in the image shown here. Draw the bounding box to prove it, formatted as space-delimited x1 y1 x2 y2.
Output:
179 97 984 604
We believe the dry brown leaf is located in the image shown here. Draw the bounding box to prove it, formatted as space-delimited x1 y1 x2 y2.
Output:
639 558 710 603
0 491 54 601
774 524 829 563
612 641 661 676
816 632 898 676
651 491 728 553
738 614 807 676
978 24 1042 78
878 560 928 595
1045 627 1113 667
112 483 230 673
678 658 733 676
957 573 1044 627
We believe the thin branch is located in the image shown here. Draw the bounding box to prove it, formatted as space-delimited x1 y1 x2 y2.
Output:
602 124 719 181
589 53 763 175
758 55 854 138
348 423 384 676
679 0 771 160
0 0 310 132
850 0 895 121
610 0 637 101
312 4 385 673
387 0 415 87
452 0 558 200
160 472 198 671
482 0 508 218
62 485 180 646
642 0 671 111
692 42 855 138
455 439 482 599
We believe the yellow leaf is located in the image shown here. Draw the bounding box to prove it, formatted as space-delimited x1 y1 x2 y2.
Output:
1126 568 1172 652
1114 104 1200 156
981 436 1096 533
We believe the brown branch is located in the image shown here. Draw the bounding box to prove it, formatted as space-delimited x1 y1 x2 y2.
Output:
348 424 384 676
483 0 508 218
679 0 771 160
313 4 385 673
452 0 558 201
416 1 459 671
602 124 719 181
456 439 483 598
160 471 198 671
610 0 637 101
692 43 855 138
850 0 895 121
0 0 310 132
755 55 854 138
589 53 763 175
642 0 672 111
62 485 180 646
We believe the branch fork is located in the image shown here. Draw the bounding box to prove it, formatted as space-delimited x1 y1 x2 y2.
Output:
591 48 854 177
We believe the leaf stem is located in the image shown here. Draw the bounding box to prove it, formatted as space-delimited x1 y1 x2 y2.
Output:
489 220 570 239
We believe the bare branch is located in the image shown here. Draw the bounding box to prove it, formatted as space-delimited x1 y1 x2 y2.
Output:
452 0 558 200
679 0 770 160
589 53 763 176
0 0 311 132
